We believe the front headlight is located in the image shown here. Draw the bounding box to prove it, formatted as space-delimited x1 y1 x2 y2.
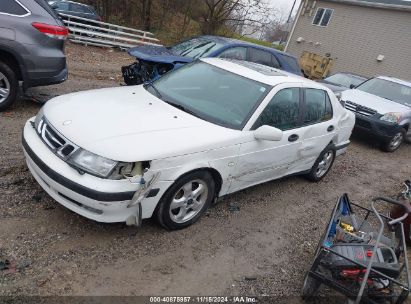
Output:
380 112 402 124
68 149 118 178
67 149 141 179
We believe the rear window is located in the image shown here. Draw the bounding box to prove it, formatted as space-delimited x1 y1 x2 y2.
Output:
277 54 301 75
0 0 29 16
249 48 272 67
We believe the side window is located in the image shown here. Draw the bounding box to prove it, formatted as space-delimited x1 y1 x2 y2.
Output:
249 48 272 67
0 0 29 16
312 8 333 27
303 89 333 125
57 3 70 11
253 88 301 130
71 4 88 13
271 55 280 69
217 47 247 60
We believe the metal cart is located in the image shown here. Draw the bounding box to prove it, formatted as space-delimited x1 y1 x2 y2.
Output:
302 194 411 304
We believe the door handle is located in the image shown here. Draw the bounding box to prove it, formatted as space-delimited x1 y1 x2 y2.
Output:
288 134 299 142
327 125 335 132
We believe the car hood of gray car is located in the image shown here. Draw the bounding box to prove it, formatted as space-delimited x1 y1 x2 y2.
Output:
341 89 410 114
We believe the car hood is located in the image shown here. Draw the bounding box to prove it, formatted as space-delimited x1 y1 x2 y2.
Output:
128 45 193 64
341 89 410 114
43 86 242 162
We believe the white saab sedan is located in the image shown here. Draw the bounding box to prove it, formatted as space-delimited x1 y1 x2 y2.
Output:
22 58 355 230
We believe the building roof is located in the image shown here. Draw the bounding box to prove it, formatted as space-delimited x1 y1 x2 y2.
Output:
323 0 411 10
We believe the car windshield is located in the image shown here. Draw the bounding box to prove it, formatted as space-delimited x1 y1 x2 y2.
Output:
169 38 224 59
324 73 365 88
356 78 411 107
146 61 271 130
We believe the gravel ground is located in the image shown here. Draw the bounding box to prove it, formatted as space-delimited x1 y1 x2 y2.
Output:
0 43 410 300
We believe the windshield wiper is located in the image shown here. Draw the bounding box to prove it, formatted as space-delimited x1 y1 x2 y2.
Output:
163 100 201 118
194 43 216 59
180 42 212 57
144 82 162 99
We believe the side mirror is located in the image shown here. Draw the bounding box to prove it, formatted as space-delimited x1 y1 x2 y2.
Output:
349 84 356 89
254 125 283 141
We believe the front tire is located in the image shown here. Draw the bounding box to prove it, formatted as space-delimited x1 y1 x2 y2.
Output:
155 171 215 230
0 61 18 111
306 145 336 182
381 129 405 152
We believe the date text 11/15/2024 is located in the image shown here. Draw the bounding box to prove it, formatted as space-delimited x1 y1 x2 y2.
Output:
149 296 257 303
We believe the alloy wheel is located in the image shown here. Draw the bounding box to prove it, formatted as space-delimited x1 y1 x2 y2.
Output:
169 179 209 223
315 151 334 178
389 132 403 151
0 72 10 104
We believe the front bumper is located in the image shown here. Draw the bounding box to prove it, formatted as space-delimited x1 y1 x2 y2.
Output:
353 114 402 141
22 119 172 224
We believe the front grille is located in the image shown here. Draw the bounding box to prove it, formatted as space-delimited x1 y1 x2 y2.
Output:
345 101 377 117
35 117 78 159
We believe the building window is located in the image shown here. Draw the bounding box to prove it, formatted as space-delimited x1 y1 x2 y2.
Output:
312 8 333 27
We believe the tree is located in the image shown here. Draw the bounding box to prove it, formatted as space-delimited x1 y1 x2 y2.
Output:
141 0 152 31
200 0 272 35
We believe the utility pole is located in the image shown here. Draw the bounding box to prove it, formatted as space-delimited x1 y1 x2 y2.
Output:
279 0 297 45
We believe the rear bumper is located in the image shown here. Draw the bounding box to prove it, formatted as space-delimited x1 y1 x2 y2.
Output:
25 65 68 88
21 43 68 88
353 114 402 141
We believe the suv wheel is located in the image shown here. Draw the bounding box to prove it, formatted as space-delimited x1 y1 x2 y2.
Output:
0 62 18 111
381 129 405 152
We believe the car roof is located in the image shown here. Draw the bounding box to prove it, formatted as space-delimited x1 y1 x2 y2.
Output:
377 76 411 87
201 58 318 87
52 0 93 8
193 35 297 59
328 72 367 80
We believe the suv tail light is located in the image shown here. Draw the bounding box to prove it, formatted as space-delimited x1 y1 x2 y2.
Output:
32 22 69 40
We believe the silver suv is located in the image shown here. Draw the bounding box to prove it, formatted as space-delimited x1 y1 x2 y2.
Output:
340 76 411 152
0 0 68 111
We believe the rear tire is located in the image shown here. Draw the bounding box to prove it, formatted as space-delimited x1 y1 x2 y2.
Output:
306 145 336 182
0 61 18 111
381 129 405 152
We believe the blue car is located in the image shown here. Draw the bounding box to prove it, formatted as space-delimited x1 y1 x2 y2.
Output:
122 35 303 85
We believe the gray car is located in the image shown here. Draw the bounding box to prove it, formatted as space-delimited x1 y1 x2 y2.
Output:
0 0 68 111
340 76 411 152
319 72 367 93
48 1 102 21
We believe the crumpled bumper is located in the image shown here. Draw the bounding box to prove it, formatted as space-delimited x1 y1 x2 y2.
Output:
22 119 172 224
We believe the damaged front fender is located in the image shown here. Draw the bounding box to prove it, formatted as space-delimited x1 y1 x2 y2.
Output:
122 60 175 86
124 169 161 227
122 46 192 85
127 170 161 208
